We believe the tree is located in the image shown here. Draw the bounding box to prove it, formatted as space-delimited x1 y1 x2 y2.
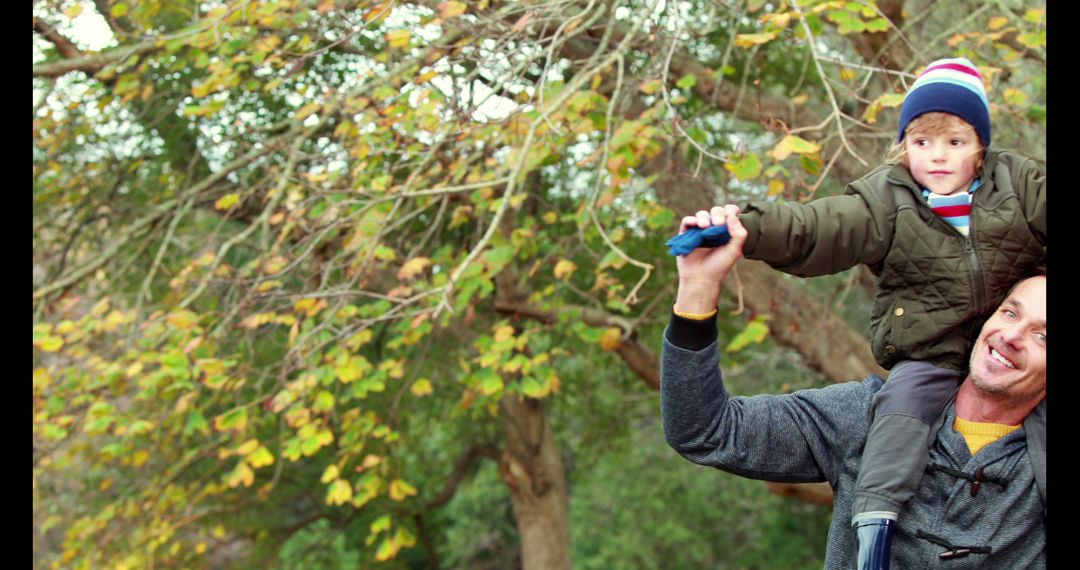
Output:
33 0 1045 568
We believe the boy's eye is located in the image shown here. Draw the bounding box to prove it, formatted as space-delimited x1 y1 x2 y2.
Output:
950 139 964 146
1035 332 1047 345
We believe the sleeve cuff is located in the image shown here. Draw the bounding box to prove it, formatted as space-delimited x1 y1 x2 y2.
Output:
665 310 718 351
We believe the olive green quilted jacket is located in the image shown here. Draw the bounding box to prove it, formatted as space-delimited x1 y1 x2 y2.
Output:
739 149 1045 371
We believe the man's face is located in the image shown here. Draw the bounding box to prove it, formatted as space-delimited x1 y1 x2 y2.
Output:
968 276 1046 404
905 119 982 196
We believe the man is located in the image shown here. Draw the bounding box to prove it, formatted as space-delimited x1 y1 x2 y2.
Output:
662 206 1045 569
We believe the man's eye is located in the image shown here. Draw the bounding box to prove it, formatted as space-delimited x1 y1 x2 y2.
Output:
1035 332 1046 344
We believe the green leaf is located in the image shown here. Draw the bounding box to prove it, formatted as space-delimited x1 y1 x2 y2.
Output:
725 316 771 352
1017 31 1046 49
865 18 889 32
800 154 823 176
371 514 392 534
313 390 335 411
724 152 762 181
676 74 697 90
111 3 129 17
478 370 504 396
646 207 676 230
214 408 248 433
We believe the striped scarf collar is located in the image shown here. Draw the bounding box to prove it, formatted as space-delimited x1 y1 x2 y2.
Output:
921 177 982 201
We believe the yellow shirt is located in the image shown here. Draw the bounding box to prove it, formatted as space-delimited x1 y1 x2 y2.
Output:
954 417 1022 456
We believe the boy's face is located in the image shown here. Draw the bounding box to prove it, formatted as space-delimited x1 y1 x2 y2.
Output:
904 116 982 196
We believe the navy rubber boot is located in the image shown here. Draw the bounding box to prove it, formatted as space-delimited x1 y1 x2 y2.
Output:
853 517 896 570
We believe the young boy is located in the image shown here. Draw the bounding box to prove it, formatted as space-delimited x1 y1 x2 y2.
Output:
669 57 1045 569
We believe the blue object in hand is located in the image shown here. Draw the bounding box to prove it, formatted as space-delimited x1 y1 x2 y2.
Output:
665 224 731 256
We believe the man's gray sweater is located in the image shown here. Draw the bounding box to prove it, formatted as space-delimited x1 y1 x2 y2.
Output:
661 331 1045 569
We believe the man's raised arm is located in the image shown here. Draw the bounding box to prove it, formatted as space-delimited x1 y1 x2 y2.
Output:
661 206 875 485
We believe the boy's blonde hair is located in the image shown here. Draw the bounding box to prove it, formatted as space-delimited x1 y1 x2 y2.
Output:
885 112 985 172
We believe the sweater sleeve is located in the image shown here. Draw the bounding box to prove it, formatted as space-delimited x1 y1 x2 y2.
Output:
660 333 878 485
737 178 896 277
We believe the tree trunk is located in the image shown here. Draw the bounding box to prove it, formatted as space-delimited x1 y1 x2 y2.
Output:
498 395 572 570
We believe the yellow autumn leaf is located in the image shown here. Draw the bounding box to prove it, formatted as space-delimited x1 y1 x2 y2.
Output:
397 257 430 280
257 280 282 292
768 179 786 196
248 446 274 468
375 537 399 561
326 479 353 505
988 16 1008 31
438 1 466 18
734 32 777 48
64 4 84 19
37 336 64 352
364 2 392 22
321 464 340 484
1003 88 1028 106
90 298 110 317
294 297 325 317
263 256 288 275
773 135 821 161
166 310 199 330
254 35 282 53
389 479 418 501
599 327 622 351
493 324 515 343
553 259 577 280
386 29 411 49
226 461 255 488
131 449 150 467
235 439 260 456
411 378 433 396
360 454 382 471
215 193 240 210
416 70 438 84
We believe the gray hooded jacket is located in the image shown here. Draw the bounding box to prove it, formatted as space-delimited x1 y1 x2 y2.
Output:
661 333 1045 569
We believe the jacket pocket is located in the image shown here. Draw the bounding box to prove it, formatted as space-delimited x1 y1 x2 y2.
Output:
870 297 903 369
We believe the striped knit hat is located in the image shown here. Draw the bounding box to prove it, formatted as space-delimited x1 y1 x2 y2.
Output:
898 57 991 146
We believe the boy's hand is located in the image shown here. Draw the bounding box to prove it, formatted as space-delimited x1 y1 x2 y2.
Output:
674 205 747 314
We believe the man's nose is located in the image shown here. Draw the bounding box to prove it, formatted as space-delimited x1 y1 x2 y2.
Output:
999 322 1025 347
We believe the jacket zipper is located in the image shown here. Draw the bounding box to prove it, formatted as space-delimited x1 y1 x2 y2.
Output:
966 210 987 315
889 173 989 315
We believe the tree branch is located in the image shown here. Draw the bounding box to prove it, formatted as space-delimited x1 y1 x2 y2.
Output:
32 17 82 59
423 444 501 511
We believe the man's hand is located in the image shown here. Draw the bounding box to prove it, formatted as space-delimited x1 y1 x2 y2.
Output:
674 205 747 314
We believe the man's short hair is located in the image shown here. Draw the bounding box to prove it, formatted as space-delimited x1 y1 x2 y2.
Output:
1004 263 1047 299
